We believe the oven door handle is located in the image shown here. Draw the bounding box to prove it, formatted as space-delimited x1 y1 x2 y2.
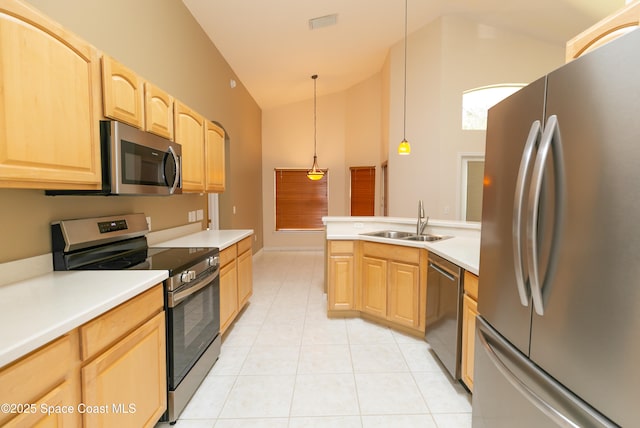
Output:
168 273 218 308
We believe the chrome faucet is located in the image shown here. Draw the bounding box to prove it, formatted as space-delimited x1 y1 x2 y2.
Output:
417 200 429 236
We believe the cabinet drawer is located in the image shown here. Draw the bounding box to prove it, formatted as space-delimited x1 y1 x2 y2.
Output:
464 271 479 301
80 285 163 360
0 332 79 425
220 245 237 267
237 236 253 254
329 240 354 254
362 242 420 264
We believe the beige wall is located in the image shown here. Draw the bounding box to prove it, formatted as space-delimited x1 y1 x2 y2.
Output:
387 15 565 219
1 0 263 263
261 74 383 249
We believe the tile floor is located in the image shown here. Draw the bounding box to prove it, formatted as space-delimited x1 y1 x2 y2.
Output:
157 250 471 428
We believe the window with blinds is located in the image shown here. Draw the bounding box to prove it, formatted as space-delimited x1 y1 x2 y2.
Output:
275 169 328 230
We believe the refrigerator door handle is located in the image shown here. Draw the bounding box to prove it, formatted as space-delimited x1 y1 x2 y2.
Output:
477 317 615 428
512 120 541 307
526 115 565 316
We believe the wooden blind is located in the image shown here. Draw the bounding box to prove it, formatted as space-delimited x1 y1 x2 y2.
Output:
350 166 375 216
275 169 328 230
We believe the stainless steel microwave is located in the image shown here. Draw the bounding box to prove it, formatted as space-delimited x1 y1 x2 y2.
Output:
47 120 182 196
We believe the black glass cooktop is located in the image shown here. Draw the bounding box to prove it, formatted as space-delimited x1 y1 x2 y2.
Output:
144 247 218 274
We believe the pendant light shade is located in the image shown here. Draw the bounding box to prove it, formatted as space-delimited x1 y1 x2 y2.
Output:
307 74 325 180
398 0 411 155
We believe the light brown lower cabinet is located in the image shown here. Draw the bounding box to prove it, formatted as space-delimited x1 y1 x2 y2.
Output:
220 236 254 334
0 284 167 428
0 333 81 427
327 240 427 336
220 257 238 334
461 271 479 392
327 241 356 311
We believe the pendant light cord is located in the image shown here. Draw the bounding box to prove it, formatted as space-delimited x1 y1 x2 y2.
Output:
403 0 408 141
313 74 318 157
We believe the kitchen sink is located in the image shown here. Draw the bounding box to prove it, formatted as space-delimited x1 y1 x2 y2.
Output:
361 230 452 242
362 230 415 239
404 234 451 242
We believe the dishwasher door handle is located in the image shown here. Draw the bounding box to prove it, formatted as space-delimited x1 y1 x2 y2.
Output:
429 262 456 282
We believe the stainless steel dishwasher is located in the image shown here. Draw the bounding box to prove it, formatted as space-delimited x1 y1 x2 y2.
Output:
425 252 462 380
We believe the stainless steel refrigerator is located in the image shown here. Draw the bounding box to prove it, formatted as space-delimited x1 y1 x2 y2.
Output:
473 28 640 427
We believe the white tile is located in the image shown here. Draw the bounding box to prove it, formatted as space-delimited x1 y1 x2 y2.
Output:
398 342 443 372
355 372 428 415
155 420 215 428
209 346 251 376
239 345 300 375
346 318 396 344
412 372 472 413
290 374 360 417
362 414 438 428
289 416 362 428
350 343 409 373
213 419 289 428
218 375 295 418
179 375 236 419
233 301 271 326
254 321 304 347
302 319 349 345
432 413 473 428
297 344 353 374
221 323 261 347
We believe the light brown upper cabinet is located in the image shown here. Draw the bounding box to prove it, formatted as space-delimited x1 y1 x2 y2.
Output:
566 0 640 62
174 100 205 192
205 120 226 193
0 0 102 190
145 82 174 140
101 55 144 128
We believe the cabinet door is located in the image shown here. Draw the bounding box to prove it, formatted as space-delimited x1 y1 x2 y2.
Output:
328 254 355 310
388 261 420 328
461 294 478 391
205 120 226 192
174 101 205 192
101 55 144 128
144 82 174 140
0 333 80 427
237 248 253 310
220 261 238 334
361 256 387 318
82 312 166 428
0 1 102 190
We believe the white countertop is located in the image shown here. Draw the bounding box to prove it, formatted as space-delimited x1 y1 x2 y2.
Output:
154 229 254 250
0 270 167 368
323 216 480 275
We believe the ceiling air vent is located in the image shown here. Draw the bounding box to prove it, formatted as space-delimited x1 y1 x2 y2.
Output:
309 14 338 30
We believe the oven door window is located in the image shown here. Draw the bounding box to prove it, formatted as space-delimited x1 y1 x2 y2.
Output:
167 276 220 389
121 140 172 186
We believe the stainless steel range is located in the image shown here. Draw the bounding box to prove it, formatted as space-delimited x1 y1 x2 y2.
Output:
51 213 220 424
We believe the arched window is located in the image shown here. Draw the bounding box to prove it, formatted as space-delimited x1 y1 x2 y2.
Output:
462 84 525 130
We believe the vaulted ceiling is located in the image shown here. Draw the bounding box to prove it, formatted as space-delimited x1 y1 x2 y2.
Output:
182 0 625 109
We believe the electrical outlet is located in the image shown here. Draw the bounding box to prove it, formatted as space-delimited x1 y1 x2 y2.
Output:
188 211 196 222
196 209 204 221
145 216 151 231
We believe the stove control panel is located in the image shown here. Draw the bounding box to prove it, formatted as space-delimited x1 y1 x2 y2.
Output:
97 219 128 233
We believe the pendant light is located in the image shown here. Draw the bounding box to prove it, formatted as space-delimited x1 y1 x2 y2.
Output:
397 0 411 155
307 74 325 180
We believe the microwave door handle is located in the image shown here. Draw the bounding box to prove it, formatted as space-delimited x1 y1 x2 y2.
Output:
512 120 541 307
526 115 565 316
167 145 180 194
